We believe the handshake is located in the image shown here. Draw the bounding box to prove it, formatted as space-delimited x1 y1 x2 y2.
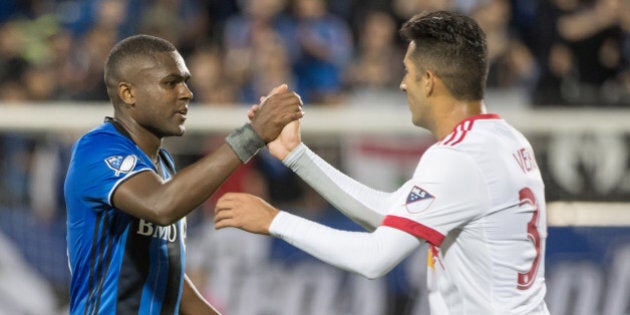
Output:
225 84 304 163
218 83 304 236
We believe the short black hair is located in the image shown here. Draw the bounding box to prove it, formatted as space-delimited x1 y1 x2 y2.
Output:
104 34 177 100
400 11 488 100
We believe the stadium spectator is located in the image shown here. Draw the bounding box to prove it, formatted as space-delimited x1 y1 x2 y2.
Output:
471 0 537 89
65 26 117 101
138 0 210 56
620 0 630 103
345 10 404 91
288 0 353 105
391 0 449 20
215 11 550 314
187 44 238 105
0 20 34 206
532 0 628 106
222 0 294 103
249 28 297 105
63 34 303 314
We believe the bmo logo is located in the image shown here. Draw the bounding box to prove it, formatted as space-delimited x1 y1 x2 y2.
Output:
136 219 180 242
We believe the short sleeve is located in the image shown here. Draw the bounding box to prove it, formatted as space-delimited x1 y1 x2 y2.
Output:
66 131 153 212
381 147 490 246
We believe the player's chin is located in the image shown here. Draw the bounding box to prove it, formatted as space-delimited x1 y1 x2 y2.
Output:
174 125 186 136
164 124 186 137
172 117 186 135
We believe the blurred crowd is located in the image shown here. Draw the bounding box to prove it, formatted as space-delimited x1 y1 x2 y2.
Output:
0 0 627 107
0 0 628 204
0 0 629 312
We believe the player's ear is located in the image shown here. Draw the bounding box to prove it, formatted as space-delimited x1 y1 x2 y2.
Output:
423 70 435 97
118 82 135 106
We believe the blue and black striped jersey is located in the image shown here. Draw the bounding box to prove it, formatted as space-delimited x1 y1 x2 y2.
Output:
65 119 186 315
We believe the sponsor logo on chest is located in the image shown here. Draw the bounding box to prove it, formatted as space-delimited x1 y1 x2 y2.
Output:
136 219 184 243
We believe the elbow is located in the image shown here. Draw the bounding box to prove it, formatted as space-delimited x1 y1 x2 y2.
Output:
350 213 383 232
145 188 196 225
150 213 179 226
359 265 390 280
143 202 181 226
113 176 190 226
357 218 381 232
352 259 392 280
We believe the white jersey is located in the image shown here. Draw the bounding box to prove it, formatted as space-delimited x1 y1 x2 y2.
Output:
273 113 549 315
382 114 548 314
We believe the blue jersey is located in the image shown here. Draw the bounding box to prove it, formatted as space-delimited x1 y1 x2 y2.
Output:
65 119 186 315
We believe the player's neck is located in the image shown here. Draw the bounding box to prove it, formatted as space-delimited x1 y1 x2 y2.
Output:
433 100 485 140
113 116 162 162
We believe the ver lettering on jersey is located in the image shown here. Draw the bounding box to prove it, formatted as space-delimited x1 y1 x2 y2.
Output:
513 147 537 173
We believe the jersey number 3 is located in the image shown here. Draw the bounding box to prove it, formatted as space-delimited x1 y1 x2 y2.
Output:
517 187 541 290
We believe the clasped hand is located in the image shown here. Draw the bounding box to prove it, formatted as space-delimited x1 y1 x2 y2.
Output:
249 84 303 160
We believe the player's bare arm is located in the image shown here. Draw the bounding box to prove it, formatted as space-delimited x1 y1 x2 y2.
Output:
113 85 303 226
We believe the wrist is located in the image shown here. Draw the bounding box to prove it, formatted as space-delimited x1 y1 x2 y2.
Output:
268 210 287 237
265 208 280 235
282 143 307 167
225 123 265 163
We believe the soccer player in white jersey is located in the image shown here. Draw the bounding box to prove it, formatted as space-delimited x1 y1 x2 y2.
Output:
214 10 549 315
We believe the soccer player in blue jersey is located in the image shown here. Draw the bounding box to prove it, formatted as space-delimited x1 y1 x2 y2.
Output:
64 34 303 315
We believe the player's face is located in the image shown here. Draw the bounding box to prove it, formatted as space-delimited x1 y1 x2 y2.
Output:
130 51 193 138
400 42 430 128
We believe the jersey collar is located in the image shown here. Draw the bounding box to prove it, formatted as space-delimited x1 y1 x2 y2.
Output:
439 113 502 144
452 113 501 131
104 116 175 177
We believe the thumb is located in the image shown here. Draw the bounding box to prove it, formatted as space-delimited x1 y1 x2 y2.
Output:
268 83 288 96
260 84 288 108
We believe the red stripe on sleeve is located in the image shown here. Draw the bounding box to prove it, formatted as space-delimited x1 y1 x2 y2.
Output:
382 215 445 246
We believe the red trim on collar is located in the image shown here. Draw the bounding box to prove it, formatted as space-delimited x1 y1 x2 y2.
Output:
456 113 501 127
440 113 501 146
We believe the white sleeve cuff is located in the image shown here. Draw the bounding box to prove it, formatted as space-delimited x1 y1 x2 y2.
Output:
282 143 307 169
269 211 298 239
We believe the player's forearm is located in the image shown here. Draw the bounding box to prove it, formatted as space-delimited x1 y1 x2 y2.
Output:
118 125 263 225
115 143 244 225
152 143 250 225
157 123 265 222
283 143 389 230
269 211 421 279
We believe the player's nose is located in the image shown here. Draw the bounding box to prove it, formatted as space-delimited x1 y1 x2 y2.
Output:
180 82 193 100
